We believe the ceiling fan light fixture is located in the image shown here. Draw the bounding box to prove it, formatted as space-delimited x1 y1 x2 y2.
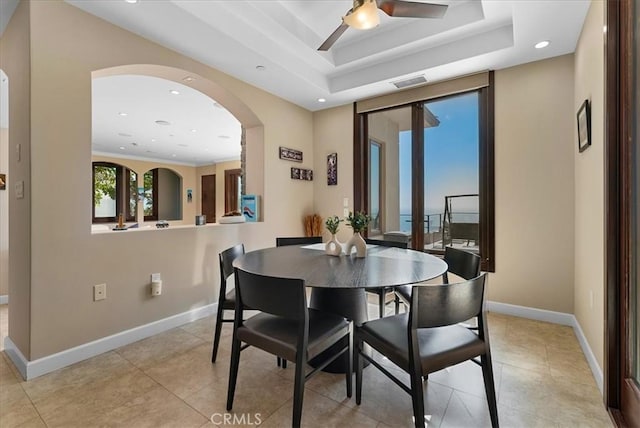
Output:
343 0 379 30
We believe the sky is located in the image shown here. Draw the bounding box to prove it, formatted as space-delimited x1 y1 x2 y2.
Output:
398 91 479 215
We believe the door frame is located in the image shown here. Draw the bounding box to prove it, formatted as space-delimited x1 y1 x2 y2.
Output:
604 0 640 425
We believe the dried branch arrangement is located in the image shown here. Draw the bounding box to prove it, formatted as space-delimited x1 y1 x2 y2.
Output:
304 214 323 237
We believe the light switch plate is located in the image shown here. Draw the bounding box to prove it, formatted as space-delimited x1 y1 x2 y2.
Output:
15 181 24 199
343 197 349 207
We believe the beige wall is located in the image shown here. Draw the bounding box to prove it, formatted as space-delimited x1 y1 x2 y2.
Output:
0 0 31 358
313 56 577 314
1 127 8 296
492 55 576 313
574 0 605 369
312 105 354 243
20 0 313 359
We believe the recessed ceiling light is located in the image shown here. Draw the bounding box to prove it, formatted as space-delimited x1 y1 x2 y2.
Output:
118 112 128 116
119 146 126 150
151 138 156 142
131 142 138 146
191 129 197 133
255 65 266 71
318 98 326 103
124 0 138 3
171 154 177 157
534 40 550 49
118 132 132 137
169 89 180 95
155 120 171 126
182 76 195 82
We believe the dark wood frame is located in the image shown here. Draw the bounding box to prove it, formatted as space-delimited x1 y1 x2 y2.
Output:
353 78 495 271
577 99 592 152
605 0 640 426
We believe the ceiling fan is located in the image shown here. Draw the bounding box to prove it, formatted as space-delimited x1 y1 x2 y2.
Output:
318 0 448 51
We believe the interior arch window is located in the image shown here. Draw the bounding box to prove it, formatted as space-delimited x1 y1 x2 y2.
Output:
92 161 136 223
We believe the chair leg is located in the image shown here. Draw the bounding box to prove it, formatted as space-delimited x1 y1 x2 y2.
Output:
378 292 385 318
277 357 281 367
355 337 363 405
283 359 287 369
226 336 242 411
211 308 225 363
292 353 306 428
345 326 353 398
410 370 426 428
481 354 499 428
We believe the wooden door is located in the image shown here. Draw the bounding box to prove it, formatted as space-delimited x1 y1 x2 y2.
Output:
201 174 216 223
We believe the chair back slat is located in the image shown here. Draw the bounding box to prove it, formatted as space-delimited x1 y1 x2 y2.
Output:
443 247 481 283
276 236 322 247
220 244 245 282
410 274 486 329
364 239 408 249
235 268 307 320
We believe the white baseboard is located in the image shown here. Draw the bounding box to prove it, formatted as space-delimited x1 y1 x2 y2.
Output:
0 295 8 305
3 303 217 380
486 301 574 326
487 300 604 396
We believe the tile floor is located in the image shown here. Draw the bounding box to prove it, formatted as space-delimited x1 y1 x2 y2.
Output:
0 303 613 427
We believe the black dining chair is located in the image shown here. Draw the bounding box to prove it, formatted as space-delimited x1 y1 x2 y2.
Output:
275 236 323 368
211 244 245 363
394 246 481 308
227 268 353 428
275 236 323 247
355 273 498 428
364 238 409 318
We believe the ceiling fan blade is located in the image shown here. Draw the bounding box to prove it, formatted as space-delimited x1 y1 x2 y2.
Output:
318 23 349 51
377 0 448 18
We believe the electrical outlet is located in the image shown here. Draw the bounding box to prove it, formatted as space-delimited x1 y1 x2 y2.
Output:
151 273 161 282
94 283 106 301
343 208 349 217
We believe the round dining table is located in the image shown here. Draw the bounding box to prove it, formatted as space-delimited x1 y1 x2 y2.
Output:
233 243 448 372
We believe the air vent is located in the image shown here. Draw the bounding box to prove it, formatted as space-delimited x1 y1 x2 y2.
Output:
391 75 427 89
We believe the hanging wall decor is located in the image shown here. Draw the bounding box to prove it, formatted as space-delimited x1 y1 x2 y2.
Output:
577 99 591 153
327 153 337 185
291 167 313 181
279 146 303 162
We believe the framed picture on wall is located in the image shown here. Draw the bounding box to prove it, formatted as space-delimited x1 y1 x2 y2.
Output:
577 99 591 153
327 153 337 185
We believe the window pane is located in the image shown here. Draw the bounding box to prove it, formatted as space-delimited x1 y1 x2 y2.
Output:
370 141 381 232
144 170 154 217
94 165 117 218
423 92 479 251
367 106 412 246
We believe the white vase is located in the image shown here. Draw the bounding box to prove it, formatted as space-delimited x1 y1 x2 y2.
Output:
325 234 342 256
345 231 367 258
